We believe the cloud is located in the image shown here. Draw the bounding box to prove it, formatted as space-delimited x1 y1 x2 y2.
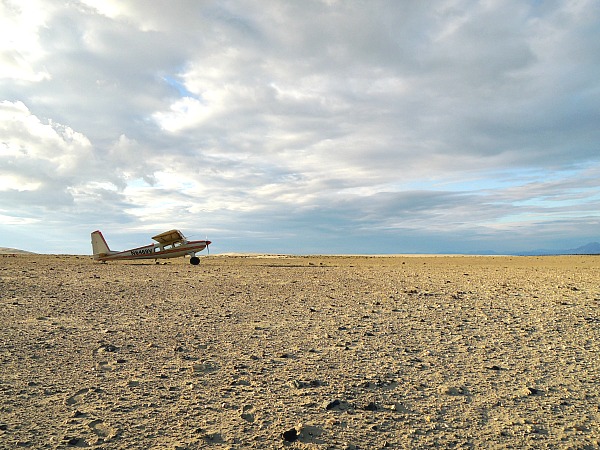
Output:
1 0 599 254
0 100 93 198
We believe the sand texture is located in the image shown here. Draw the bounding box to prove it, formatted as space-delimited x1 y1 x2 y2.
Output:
1 254 599 449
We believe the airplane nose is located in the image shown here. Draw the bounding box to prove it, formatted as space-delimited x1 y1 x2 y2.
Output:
206 241 212 246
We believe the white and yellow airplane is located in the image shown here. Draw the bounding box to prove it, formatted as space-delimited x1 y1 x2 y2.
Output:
91 229 211 265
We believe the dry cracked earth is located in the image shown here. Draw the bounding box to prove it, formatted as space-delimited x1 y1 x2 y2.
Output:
1 254 599 449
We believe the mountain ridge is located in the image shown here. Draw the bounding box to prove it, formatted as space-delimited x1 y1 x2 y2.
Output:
0 247 35 255
513 241 600 256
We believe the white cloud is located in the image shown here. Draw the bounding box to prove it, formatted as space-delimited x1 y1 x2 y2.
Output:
0 0 52 82
153 96 215 132
1 0 599 254
0 100 93 184
78 0 122 19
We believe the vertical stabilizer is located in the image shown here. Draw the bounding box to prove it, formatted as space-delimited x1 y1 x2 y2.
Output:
91 230 111 258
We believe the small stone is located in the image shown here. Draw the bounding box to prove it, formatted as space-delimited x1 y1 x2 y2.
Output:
389 403 411 413
516 386 541 397
325 399 341 410
240 410 255 423
363 401 378 411
289 379 306 389
191 360 219 374
527 387 541 395
97 344 118 353
282 427 298 442
442 385 469 396
65 437 82 446
323 399 351 411
289 379 321 389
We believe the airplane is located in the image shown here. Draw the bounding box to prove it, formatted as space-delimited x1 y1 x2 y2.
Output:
91 229 211 265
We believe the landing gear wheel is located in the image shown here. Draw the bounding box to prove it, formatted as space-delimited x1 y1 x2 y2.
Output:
190 256 200 265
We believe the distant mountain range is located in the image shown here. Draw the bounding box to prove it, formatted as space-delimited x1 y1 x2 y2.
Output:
0 247 34 255
513 242 600 256
468 242 600 256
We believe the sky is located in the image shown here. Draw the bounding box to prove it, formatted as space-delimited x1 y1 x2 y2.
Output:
1 0 599 255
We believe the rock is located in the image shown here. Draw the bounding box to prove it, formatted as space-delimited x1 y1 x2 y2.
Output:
441 385 469 396
389 403 412 413
96 344 118 353
324 399 351 411
289 379 322 389
64 437 83 446
527 387 541 395
202 432 224 443
516 386 542 397
324 399 341 410
515 386 542 397
240 404 255 423
363 401 378 411
191 360 219 374
282 427 298 442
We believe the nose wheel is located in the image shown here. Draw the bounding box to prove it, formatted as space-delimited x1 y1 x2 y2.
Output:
190 256 200 265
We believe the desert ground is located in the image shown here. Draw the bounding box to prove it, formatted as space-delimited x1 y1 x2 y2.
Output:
1 254 599 449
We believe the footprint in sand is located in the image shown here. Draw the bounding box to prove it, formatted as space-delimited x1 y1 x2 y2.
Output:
65 388 90 406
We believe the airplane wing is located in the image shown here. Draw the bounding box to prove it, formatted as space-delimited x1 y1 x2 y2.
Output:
152 229 186 245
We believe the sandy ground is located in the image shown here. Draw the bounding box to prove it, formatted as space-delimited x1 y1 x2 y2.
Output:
1 254 599 449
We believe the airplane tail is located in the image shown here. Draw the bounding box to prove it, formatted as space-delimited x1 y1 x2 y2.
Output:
91 230 111 259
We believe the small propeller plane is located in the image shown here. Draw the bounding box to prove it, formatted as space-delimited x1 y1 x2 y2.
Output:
91 229 211 265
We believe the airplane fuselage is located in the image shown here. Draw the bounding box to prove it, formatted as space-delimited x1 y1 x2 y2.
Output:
96 241 209 262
